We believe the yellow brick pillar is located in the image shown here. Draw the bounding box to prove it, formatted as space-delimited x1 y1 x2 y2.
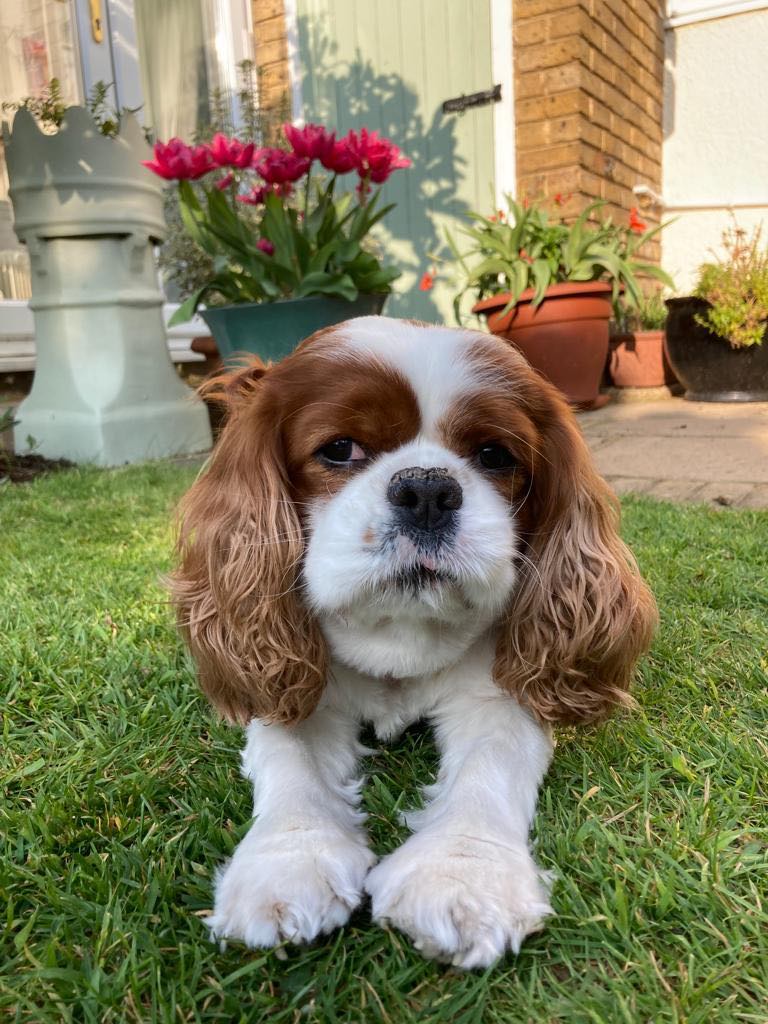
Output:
513 0 664 254
252 0 293 144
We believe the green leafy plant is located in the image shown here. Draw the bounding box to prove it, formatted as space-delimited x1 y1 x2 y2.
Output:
172 178 399 322
616 290 668 333
447 195 673 321
1 78 140 138
693 225 768 348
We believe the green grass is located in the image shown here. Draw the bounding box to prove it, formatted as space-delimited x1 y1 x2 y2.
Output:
1 463 767 1024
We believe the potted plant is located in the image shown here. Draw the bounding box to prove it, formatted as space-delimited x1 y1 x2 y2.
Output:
665 225 768 401
609 291 677 390
449 197 673 406
144 123 411 363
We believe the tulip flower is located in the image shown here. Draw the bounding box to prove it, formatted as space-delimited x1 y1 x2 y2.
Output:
142 138 215 180
346 128 411 184
254 148 311 185
257 239 275 255
319 136 357 174
283 123 333 161
209 133 256 169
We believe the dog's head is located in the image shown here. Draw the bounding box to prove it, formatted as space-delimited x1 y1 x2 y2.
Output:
172 317 656 726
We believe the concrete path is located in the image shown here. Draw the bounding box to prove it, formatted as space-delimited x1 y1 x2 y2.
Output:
578 397 768 508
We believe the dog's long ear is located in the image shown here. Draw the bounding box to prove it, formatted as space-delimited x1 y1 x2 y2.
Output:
494 388 657 725
170 360 327 726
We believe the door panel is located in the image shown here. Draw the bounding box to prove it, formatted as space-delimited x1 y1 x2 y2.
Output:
296 0 496 322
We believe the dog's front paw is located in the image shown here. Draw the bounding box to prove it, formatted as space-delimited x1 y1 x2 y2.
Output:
206 825 376 949
365 832 552 969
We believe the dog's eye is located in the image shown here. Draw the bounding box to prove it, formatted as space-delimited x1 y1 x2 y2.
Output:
317 438 367 465
477 443 516 471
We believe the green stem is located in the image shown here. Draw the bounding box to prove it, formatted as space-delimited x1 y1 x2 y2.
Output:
304 166 311 221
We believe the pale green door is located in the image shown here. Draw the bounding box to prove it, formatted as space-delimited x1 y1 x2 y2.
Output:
296 0 498 322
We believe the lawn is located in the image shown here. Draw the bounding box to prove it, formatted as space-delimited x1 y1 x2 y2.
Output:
1 462 767 1024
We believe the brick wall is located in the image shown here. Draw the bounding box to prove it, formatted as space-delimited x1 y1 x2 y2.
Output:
513 0 664 251
251 0 292 144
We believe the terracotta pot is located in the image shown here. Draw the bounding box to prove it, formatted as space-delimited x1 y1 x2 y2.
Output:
473 281 612 405
609 329 677 388
665 296 768 402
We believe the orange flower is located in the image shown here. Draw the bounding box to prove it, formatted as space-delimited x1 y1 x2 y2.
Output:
419 271 434 291
629 207 647 233
519 248 533 264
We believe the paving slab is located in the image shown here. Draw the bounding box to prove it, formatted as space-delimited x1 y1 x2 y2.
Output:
739 484 768 509
644 480 708 502
693 481 762 507
607 477 655 496
577 397 768 508
593 435 768 483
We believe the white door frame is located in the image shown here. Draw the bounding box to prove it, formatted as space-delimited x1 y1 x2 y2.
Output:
491 0 516 205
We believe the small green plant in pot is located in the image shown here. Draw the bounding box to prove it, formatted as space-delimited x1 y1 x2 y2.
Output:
665 225 768 402
448 196 673 406
609 292 677 390
144 123 411 363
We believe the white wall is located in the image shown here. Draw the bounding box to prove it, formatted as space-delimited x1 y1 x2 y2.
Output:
662 7 768 293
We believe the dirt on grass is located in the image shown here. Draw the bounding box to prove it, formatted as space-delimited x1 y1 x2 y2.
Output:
0 452 75 484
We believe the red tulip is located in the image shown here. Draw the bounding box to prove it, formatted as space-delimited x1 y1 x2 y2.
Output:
346 128 411 184
214 172 234 190
254 148 311 184
257 238 275 255
209 133 255 169
142 138 215 180
319 136 357 174
283 122 333 161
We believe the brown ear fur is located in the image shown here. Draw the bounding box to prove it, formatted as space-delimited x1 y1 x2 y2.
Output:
494 385 657 725
169 361 327 726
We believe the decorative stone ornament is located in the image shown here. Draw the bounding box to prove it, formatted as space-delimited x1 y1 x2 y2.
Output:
2 106 211 465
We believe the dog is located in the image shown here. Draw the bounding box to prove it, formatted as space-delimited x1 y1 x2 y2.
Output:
171 316 656 969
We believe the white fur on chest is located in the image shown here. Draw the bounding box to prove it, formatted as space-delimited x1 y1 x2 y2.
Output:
324 636 495 741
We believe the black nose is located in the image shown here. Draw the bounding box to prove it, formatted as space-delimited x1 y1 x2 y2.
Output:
387 467 463 533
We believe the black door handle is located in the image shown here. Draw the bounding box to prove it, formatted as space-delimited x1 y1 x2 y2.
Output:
442 84 501 114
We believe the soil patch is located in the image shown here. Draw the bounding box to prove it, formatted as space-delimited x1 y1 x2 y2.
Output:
1 453 75 484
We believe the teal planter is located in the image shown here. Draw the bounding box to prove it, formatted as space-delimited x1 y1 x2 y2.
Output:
201 293 387 364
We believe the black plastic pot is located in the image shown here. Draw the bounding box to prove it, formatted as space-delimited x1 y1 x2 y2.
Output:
664 297 768 402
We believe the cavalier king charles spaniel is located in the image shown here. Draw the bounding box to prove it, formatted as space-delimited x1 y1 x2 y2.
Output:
171 316 656 969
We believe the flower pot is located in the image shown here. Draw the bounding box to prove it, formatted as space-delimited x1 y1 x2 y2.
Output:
664 297 768 402
609 330 677 388
201 293 388 364
473 282 612 406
